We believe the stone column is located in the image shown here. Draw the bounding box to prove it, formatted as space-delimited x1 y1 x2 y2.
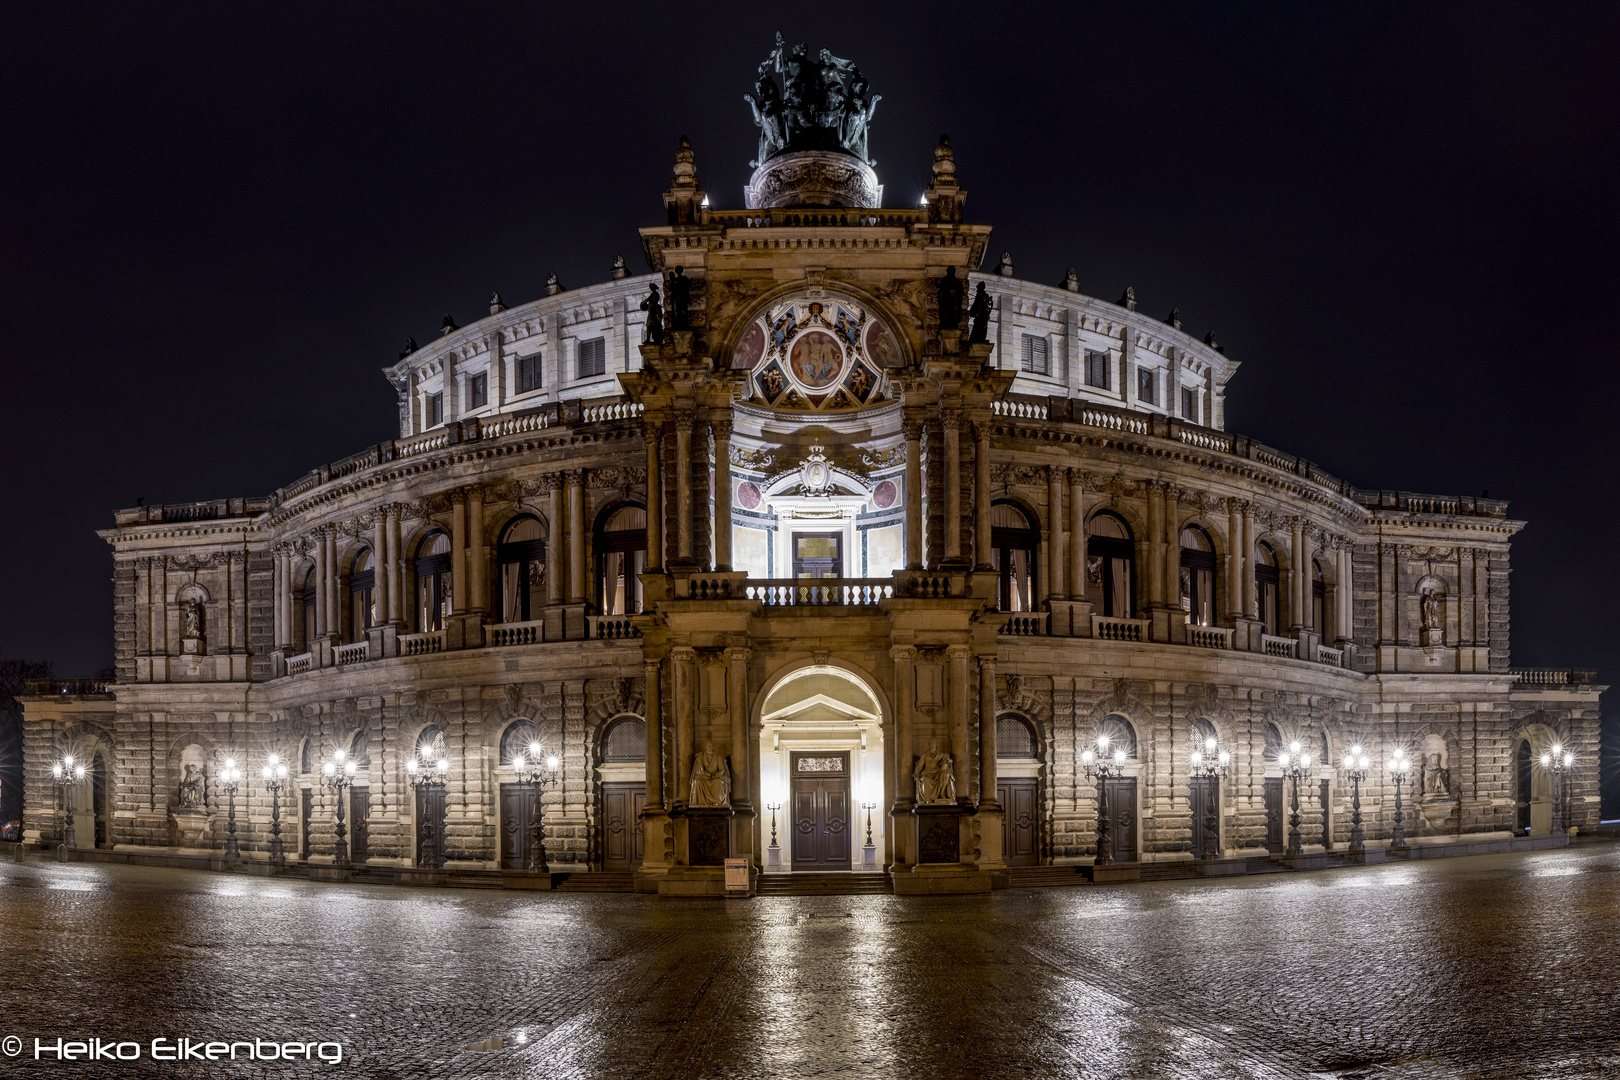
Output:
644 419 664 572
155 556 168 655
902 415 924 569
467 486 486 615
947 644 971 804
675 405 694 562
644 658 664 810
231 552 247 653
275 547 291 650
973 419 992 570
324 528 340 635
1163 487 1182 610
943 408 963 561
386 505 404 625
1068 470 1087 600
712 414 733 571
450 490 467 615
891 646 916 805
977 655 999 810
372 512 390 625
1146 483 1164 605
1046 467 1065 601
313 531 328 639
1226 499 1244 620
672 647 695 810
1289 517 1305 631
726 646 750 808
1241 503 1256 618
545 476 564 606
566 470 585 602
1338 544 1354 640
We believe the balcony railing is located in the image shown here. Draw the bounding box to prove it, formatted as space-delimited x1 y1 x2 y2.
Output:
746 580 894 607
333 642 369 667
1189 625 1234 650
24 679 114 696
1316 643 1345 667
1092 615 1148 642
1262 634 1298 659
1510 668 1600 686
285 652 313 676
589 614 641 639
486 620 543 647
999 612 1049 636
400 631 444 656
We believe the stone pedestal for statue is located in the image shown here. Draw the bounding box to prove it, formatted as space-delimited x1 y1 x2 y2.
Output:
973 809 1005 872
893 804 991 895
168 809 212 851
658 807 736 897
181 637 204 656
634 809 673 893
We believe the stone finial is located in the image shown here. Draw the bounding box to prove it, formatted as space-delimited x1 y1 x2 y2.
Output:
1062 268 1079 292
664 135 706 225
398 336 419 359
610 254 628 280
997 251 1014 277
1167 307 1182 330
672 135 697 186
932 134 957 183
1118 286 1136 311
489 292 506 315
546 273 564 296
440 314 458 336
1203 330 1224 354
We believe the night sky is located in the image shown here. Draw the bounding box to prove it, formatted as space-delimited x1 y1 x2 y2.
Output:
3 7 1615 716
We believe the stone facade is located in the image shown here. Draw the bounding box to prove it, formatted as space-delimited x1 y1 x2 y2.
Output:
20 121 1603 889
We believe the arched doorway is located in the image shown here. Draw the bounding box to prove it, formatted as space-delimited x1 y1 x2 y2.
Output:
1514 729 1556 836
597 715 647 871
756 664 886 873
995 714 1040 866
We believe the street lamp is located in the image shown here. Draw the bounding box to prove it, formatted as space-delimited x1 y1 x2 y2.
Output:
260 754 289 864
1081 733 1128 867
1540 744 1575 835
220 757 243 862
1387 748 1412 850
1341 745 1372 855
321 748 358 867
510 741 559 872
1188 736 1230 860
860 783 878 868
1277 740 1313 858
50 754 85 849
405 750 450 869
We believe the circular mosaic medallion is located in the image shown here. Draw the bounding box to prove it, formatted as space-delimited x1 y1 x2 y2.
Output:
732 320 765 370
787 329 845 389
864 319 901 368
872 479 897 509
736 481 762 509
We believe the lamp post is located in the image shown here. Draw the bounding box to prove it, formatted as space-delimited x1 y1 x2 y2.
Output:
405 750 450 869
321 748 357 868
1188 736 1230 861
261 754 289 864
1277 740 1313 858
1540 744 1574 836
220 757 243 862
860 790 878 868
50 754 85 849
1341 745 1372 855
1387 748 1411 850
510 741 559 873
1081 733 1128 867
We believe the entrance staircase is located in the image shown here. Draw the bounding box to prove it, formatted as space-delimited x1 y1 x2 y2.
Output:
756 872 894 896
556 871 637 893
1003 865 1087 888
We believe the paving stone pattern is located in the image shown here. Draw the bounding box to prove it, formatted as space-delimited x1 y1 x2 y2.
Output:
3 846 1619 1079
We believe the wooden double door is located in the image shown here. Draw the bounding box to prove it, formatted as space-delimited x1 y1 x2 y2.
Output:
602 782 646 871
1263 777 1285 854
1101 777 1138 861
499 783 543 870
349 787 370 863
998 779 1038 866
791 751 851 870
416 783 447 867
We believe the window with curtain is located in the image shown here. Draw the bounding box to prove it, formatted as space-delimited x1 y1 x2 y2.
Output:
1087 512 1135 618
349 548 375 642
1312 559 1328 639
1255 542 1280 635
991 502 1038 612
596 506 647 615
415 532 452 632
497 516 546 624
299 567 316 650
1179 526 1216 627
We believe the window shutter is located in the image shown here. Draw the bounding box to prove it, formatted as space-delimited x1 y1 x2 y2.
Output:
1020 334 1049 375
577 337 606 379
1085 349 1109 390
518 352 543 392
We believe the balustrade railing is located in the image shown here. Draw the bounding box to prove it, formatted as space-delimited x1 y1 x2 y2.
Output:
400 631 444 656
1510 668 1599 686
1315 643 1345 667
285 652 314 675
590 614 641 639
747 580 893 607
25 678 114 696
1188 625 1234 650
999 612 1049 635
1077 407 1150 434
486 620 543 647
333 641 369 667
1092 615 1148 642
580 401 643 423
1261 634 1298 659
992 398 1047 420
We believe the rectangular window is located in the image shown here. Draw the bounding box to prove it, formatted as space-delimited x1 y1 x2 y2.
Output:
577 337 606 379
426 391 444 428
1137 367 1157 405
467 371 488 410
1019 334 1050 375
1181 386 1199 424
517 352 543 393
1084 349 1110 390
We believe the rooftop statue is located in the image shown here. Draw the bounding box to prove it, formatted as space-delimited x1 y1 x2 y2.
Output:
746 33 880 165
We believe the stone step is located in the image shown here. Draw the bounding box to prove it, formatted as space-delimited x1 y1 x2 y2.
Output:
1003 866 1088 888
557 872 637 893
756 873 893 896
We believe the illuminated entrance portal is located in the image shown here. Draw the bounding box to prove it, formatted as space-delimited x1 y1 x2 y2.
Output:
758 666 885 871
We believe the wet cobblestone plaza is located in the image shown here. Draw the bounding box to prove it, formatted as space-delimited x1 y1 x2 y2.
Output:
4 846 1619 1079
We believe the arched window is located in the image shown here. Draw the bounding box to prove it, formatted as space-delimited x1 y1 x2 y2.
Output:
996 714 1039 759
1262 722 1284 763
299 737 312 775
1255 542 1280 635
1179 526 1216 627
601 716 647 762
299 567 316 650
415 532 452 632
497 516 546 624
991 502 1038 612
596 506 647 615
349 730 371 768
1312 559 1327 639
499 720 541 766
1192 717 1219 751
349 548 375 642
1098 713 1138 758
415 725 447 765
1087 512 1135 618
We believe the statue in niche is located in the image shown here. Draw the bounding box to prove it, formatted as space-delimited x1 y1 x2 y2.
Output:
181 597 205 641
968 282 993 345
914 740 956 805
667 267 692 331
640 281 664 345
937 266 965 332
1421 590 1441 633
690 741 732 807
1424 752 1451 797
178 764 205 809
